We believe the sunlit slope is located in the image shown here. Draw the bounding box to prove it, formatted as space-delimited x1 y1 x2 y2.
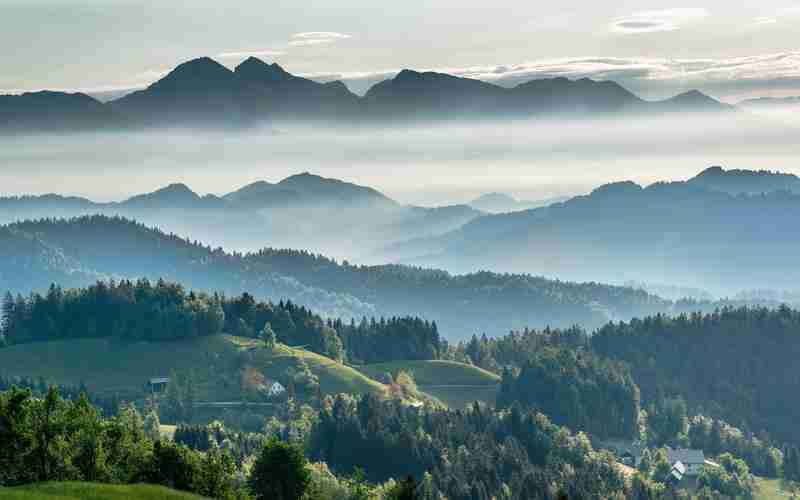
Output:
0 335 384 401
0 482 206 500
359 359 500 408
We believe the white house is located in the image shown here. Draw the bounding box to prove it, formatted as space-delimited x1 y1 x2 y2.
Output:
267 381 286 398
665 448 706 476
148 376 170 394
628 445 706 477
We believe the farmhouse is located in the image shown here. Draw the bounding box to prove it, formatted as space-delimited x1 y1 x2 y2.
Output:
266 381 286 398
665 448 706 476
147 376 170 393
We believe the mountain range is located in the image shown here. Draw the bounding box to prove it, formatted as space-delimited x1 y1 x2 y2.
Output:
2 167 794 335
1 56 734 132
0 172 480 259
392 166 800 293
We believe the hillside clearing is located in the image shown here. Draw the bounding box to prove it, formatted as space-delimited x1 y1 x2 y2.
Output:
755 477 795 500
359 359 500 408
0 335 385 402
359 360 500 386
0 482 205 500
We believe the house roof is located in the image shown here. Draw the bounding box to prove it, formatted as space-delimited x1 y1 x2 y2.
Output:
671 461 686 482
666 448 705 465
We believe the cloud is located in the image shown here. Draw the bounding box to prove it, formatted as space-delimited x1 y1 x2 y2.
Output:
611 8 709 34
289 32 352 47
751 6 800 27
292 32 352 40
217 49 286 59
753 16 778 26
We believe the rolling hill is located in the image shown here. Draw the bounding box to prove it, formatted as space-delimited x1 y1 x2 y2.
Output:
0 335 385 402
0 215 679 338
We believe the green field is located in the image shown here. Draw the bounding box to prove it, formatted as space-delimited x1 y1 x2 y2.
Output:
0 335 385 402
755 477 795 500
419 384 500 409
359 360 500 386
0 482 205 500
359 359 500 408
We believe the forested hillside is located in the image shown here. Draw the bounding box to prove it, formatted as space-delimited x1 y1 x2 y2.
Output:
309 394 628 499
0 215 677 338
0 280 441 366
591 307 800 445
407 173 800 293
497 347 640 440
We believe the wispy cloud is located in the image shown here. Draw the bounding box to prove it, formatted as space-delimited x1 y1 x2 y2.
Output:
217 49 286 59
289 32 352 47
751 6 800 27
610 8 709 34
752 16 778 26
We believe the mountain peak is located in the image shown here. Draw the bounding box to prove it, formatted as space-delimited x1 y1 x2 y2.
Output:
120 182 206 208
167 57 231 78
670 89 721 105
146 56 235 92
591 181 643 197
235 57 294 82
696 166 726 177
395 69 423 81
155 183 195 195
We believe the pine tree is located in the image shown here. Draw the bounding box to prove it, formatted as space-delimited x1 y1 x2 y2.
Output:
1 292 15 344
261 322 277 350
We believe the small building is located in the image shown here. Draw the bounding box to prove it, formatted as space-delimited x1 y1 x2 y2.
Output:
267 381 286 398
670 461 687 484
148 377 170 394
665 448 706 476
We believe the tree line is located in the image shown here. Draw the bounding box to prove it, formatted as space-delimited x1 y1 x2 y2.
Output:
448 322 789 479
591 306 800 445
0 279 442 364
308 393 628 500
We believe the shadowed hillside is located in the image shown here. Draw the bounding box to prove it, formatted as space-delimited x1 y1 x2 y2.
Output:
0 215 677 338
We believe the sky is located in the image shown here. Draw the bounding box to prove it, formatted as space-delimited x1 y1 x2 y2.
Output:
2 1 800 102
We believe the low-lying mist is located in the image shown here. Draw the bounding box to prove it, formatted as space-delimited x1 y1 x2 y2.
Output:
2 110 797 207
2 110 800 300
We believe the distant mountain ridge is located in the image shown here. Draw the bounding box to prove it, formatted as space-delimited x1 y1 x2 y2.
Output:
468 192 569 214
1 56 734 132
739 96 800 107
688 165 800 194
395 166 800 293
0 172 480 260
